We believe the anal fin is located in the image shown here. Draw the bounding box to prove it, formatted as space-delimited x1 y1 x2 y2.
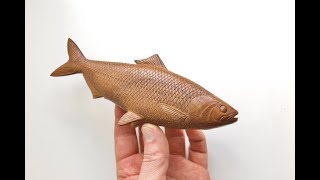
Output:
118 111 143 125
83 76 103 99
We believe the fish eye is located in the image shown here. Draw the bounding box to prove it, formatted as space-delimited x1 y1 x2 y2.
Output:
220 105 227 113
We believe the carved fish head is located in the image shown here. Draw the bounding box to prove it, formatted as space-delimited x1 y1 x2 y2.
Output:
187 95 238 129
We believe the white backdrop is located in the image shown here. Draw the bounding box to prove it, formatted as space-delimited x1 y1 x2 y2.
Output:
26 0 295 179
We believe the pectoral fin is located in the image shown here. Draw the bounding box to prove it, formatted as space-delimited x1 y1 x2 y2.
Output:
160 103 188 120
118 111 143 125
134 54 167 69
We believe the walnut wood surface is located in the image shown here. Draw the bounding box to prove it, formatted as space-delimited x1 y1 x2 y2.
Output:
51 39 238 129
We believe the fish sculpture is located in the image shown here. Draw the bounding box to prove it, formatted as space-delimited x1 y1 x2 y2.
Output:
51 38 238 129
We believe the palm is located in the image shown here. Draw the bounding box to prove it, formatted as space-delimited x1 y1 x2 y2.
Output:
116 154 143 179
116 154 209 180
167 155 209 180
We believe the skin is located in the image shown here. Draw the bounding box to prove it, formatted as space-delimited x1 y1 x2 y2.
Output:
114 106 210 180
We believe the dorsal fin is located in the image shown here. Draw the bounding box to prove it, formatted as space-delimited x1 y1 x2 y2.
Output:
134 54 167 69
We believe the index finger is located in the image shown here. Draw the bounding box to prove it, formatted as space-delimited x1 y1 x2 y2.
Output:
114 106 139 162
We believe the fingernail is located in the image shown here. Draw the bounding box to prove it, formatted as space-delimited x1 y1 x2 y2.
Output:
142 124 155 142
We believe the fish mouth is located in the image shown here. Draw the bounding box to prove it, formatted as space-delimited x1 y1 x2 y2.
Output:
213 114 238 128
220 112 238 122
230 117 238 122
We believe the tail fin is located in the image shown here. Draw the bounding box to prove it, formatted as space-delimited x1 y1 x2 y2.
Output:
51 38 85 76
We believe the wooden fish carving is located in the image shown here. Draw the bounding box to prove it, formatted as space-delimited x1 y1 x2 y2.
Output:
51 38 238 129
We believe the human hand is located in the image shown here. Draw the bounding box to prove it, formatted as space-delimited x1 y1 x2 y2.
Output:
114 106 210 180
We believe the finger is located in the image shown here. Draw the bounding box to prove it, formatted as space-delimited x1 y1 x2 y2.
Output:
139 124 169 180
186 129 208 169
165 128 186 157
138 125 144 153
114 106 139 162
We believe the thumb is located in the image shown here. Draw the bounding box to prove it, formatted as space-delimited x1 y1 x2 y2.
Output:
139 124 169 180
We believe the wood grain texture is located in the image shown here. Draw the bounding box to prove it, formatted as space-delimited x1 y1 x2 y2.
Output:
51 38 238 129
